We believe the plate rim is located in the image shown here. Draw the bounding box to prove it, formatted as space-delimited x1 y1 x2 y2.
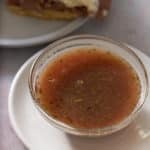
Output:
8 45 149 149
0 18 88 47
8 51 40 148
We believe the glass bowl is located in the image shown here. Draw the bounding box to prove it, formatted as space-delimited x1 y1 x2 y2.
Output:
29 35 149 137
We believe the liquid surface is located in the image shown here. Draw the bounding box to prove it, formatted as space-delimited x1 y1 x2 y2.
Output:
36 48 140 129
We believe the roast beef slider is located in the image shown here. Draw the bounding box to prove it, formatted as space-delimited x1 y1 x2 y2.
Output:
7 0 111 20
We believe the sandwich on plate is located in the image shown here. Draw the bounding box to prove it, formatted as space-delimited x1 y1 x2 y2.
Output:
7 0 111 20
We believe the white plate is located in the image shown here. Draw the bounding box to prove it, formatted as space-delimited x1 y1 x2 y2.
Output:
9 46 150 150
0 0 87 47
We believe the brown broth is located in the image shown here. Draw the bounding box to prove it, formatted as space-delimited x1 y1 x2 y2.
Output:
36 48 141 129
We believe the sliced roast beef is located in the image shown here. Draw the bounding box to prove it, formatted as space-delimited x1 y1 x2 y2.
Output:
7 0 88 16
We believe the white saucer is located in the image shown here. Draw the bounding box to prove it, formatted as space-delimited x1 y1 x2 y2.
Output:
0 0 87 47
9 46 150 150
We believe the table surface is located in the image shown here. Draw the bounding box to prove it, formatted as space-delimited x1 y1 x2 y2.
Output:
0 0 150 149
